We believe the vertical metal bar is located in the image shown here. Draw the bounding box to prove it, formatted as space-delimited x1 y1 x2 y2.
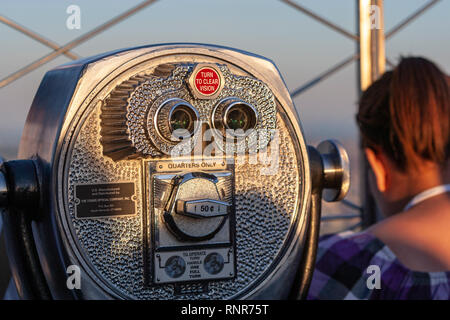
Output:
373 0 386 78
357 0 385 228
358 0 372 91
358 0 373 228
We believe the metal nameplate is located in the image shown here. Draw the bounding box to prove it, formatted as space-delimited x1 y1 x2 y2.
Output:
74 182 136 218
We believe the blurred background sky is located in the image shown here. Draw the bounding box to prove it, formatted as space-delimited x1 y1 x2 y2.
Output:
1 0 449 158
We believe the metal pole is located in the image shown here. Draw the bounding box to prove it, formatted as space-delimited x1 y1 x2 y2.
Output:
357 0 385 228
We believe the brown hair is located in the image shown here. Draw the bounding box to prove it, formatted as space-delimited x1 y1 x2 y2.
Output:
356 57 450 170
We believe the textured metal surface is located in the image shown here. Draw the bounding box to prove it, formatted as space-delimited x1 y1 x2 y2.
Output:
36 44 310 300
65 102 299 299
100 64 276 159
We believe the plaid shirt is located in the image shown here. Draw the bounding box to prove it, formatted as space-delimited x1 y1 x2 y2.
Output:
307 231 450 300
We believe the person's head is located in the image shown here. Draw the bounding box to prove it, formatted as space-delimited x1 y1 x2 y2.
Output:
356 57 450 216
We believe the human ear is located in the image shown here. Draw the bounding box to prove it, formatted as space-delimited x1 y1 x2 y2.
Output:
365 148 389 192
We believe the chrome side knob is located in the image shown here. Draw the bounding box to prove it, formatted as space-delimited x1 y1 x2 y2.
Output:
316 140 350 202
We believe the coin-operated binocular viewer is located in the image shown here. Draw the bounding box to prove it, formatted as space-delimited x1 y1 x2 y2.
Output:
0 44 349 300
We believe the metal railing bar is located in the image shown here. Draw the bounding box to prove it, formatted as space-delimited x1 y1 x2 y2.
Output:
0 15 79 60
385 0 441 40
343 221 362 232
385 57 395 68
341 199 363 212
290 53 358 97
321 213 361 222
280 0 359 41
0 0 158 89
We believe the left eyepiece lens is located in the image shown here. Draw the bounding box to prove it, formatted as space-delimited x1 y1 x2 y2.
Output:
170 105 196 133
155 99 199 142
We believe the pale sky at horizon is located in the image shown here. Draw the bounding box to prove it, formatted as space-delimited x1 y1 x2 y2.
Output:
1 0 449 151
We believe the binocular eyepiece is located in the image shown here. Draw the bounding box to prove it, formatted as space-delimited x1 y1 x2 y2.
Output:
0 44 349 300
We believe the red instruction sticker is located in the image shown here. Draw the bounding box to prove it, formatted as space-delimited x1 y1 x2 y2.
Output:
193 67 221 96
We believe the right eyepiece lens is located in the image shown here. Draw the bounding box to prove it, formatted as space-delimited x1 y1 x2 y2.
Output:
226 107 249 130
225 103 257 132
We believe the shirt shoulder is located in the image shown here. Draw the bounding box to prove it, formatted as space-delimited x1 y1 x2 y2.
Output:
307 231 406 300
